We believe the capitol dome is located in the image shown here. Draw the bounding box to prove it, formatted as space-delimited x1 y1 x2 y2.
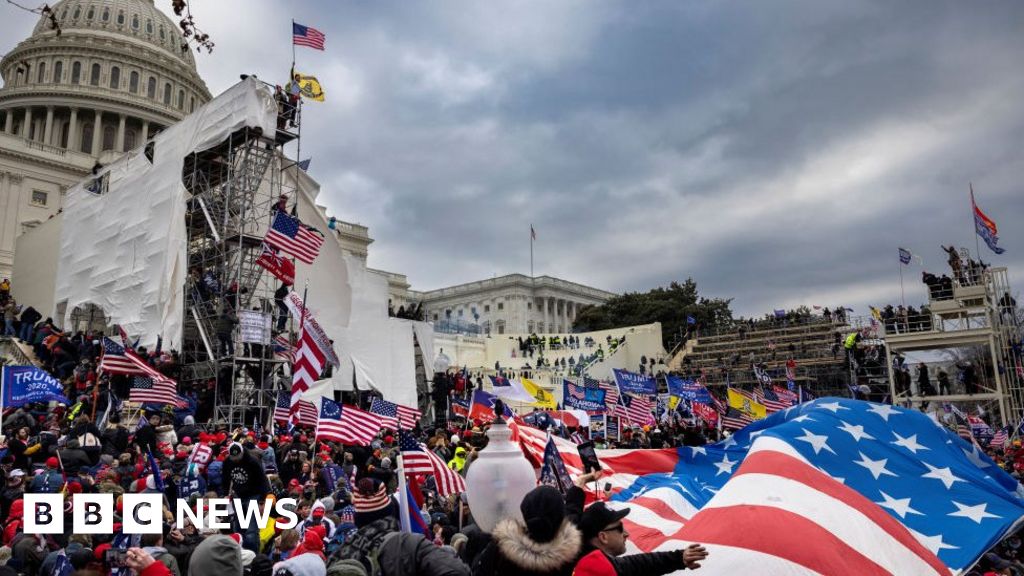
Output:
0 0 211 161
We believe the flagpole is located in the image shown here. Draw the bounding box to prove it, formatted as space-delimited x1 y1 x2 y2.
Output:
898 252 905 309
291 19 296 70
530 225 534 278
970 183 982 262
396 452 412 533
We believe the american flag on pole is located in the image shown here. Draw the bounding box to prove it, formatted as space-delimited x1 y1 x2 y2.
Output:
585 376 622 416
292 21 326 50
264 211 325 265
398 430 465 497
755 386 790 413
619 394 654 426
130 376 184 407
273 391 317 428
273 334 296 363
291 323 326 423
991 427 1009 449
317 401 381 445
370 397 422 430
99 337 149 375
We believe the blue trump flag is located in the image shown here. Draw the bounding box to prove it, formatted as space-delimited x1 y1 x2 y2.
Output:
612 369 657 396
667 375 711 404
1 366 70 408
563 380 606 411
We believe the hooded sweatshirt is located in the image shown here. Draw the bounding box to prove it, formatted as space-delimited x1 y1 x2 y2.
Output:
274 552 327 576
189 534 243 576
300 501 337 540
2 499 24 545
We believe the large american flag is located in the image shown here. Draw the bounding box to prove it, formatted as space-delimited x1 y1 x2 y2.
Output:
130 376 184 407
291 323 326 423
292 22 326 50
264 211 324 265
398 430 465 497
370 397 421 430
273 391 317 428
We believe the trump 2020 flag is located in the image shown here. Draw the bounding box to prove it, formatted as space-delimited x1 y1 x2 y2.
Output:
603 398 1024 574
1 366 70 407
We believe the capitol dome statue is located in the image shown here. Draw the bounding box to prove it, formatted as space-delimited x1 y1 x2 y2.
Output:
0 0 211 277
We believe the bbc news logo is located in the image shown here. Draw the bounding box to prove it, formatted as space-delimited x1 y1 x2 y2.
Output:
23 494 301 534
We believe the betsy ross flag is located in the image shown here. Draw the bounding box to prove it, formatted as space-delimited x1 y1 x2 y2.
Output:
265 211 325 265
370 397 421 430
292 21 325 50
273 391 317 428
398 430 465 497
619 394 654 426
256 243 295 285
972 185 1006 255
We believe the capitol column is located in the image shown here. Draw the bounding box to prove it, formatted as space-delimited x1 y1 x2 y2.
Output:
543 297 550 333
91 110 102 154
141 119 150 141
22 107 33 139
43 106 54 145
67 108 78 151
116 114 126 152
3 109 12 134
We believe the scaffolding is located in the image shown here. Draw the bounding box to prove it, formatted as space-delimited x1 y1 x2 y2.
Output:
883 266 1023 427
179 104 301 427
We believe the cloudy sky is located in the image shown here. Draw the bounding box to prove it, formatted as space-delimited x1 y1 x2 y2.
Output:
4 1 1023 317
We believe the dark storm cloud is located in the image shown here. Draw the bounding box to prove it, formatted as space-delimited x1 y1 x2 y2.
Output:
3 1 1023 317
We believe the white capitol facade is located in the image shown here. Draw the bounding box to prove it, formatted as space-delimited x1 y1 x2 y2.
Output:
0 1 615 335
0 0 211 279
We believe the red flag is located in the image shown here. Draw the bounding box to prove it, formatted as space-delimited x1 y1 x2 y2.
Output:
256 243 295 286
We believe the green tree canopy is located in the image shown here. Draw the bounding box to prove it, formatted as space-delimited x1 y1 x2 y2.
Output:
572 279 733 348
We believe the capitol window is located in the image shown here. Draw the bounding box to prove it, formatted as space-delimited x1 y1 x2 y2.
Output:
498 302 504 310
101 8 109 22
117 10 124 25
125 129 137 150
86 6 93 19
53 61 62 83
109 66 120 89
102 125 115 151
131 15 139 30
146 19 153 34
37 62 46 83
163 83 172 106
71 61 81 84
31 191 48 207
484 304 490 312
73 6 80 19
129 71 138 93
177 89 185 109
159 25 165 40
147 77 156 98
90 63 101 86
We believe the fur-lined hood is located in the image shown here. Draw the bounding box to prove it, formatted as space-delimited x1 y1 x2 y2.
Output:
493 517 581 573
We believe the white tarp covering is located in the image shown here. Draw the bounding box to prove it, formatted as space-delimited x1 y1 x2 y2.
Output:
54 77 277 348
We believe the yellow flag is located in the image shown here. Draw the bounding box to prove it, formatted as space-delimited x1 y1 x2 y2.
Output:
521 378 557 409
728 388 766 420
668 395 681 410
290 72 325 102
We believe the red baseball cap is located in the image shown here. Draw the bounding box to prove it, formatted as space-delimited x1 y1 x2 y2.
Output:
574 549 615 576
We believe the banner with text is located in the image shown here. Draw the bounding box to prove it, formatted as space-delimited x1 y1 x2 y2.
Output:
2 366 71 408
613 369 657 396
563 380 607 411
666 375 711 404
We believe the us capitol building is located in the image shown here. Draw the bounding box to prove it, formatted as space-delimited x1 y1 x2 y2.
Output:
1 0 614 335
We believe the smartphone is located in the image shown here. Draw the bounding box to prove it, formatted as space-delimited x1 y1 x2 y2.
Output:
105 549 128 568
576 441 601 474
